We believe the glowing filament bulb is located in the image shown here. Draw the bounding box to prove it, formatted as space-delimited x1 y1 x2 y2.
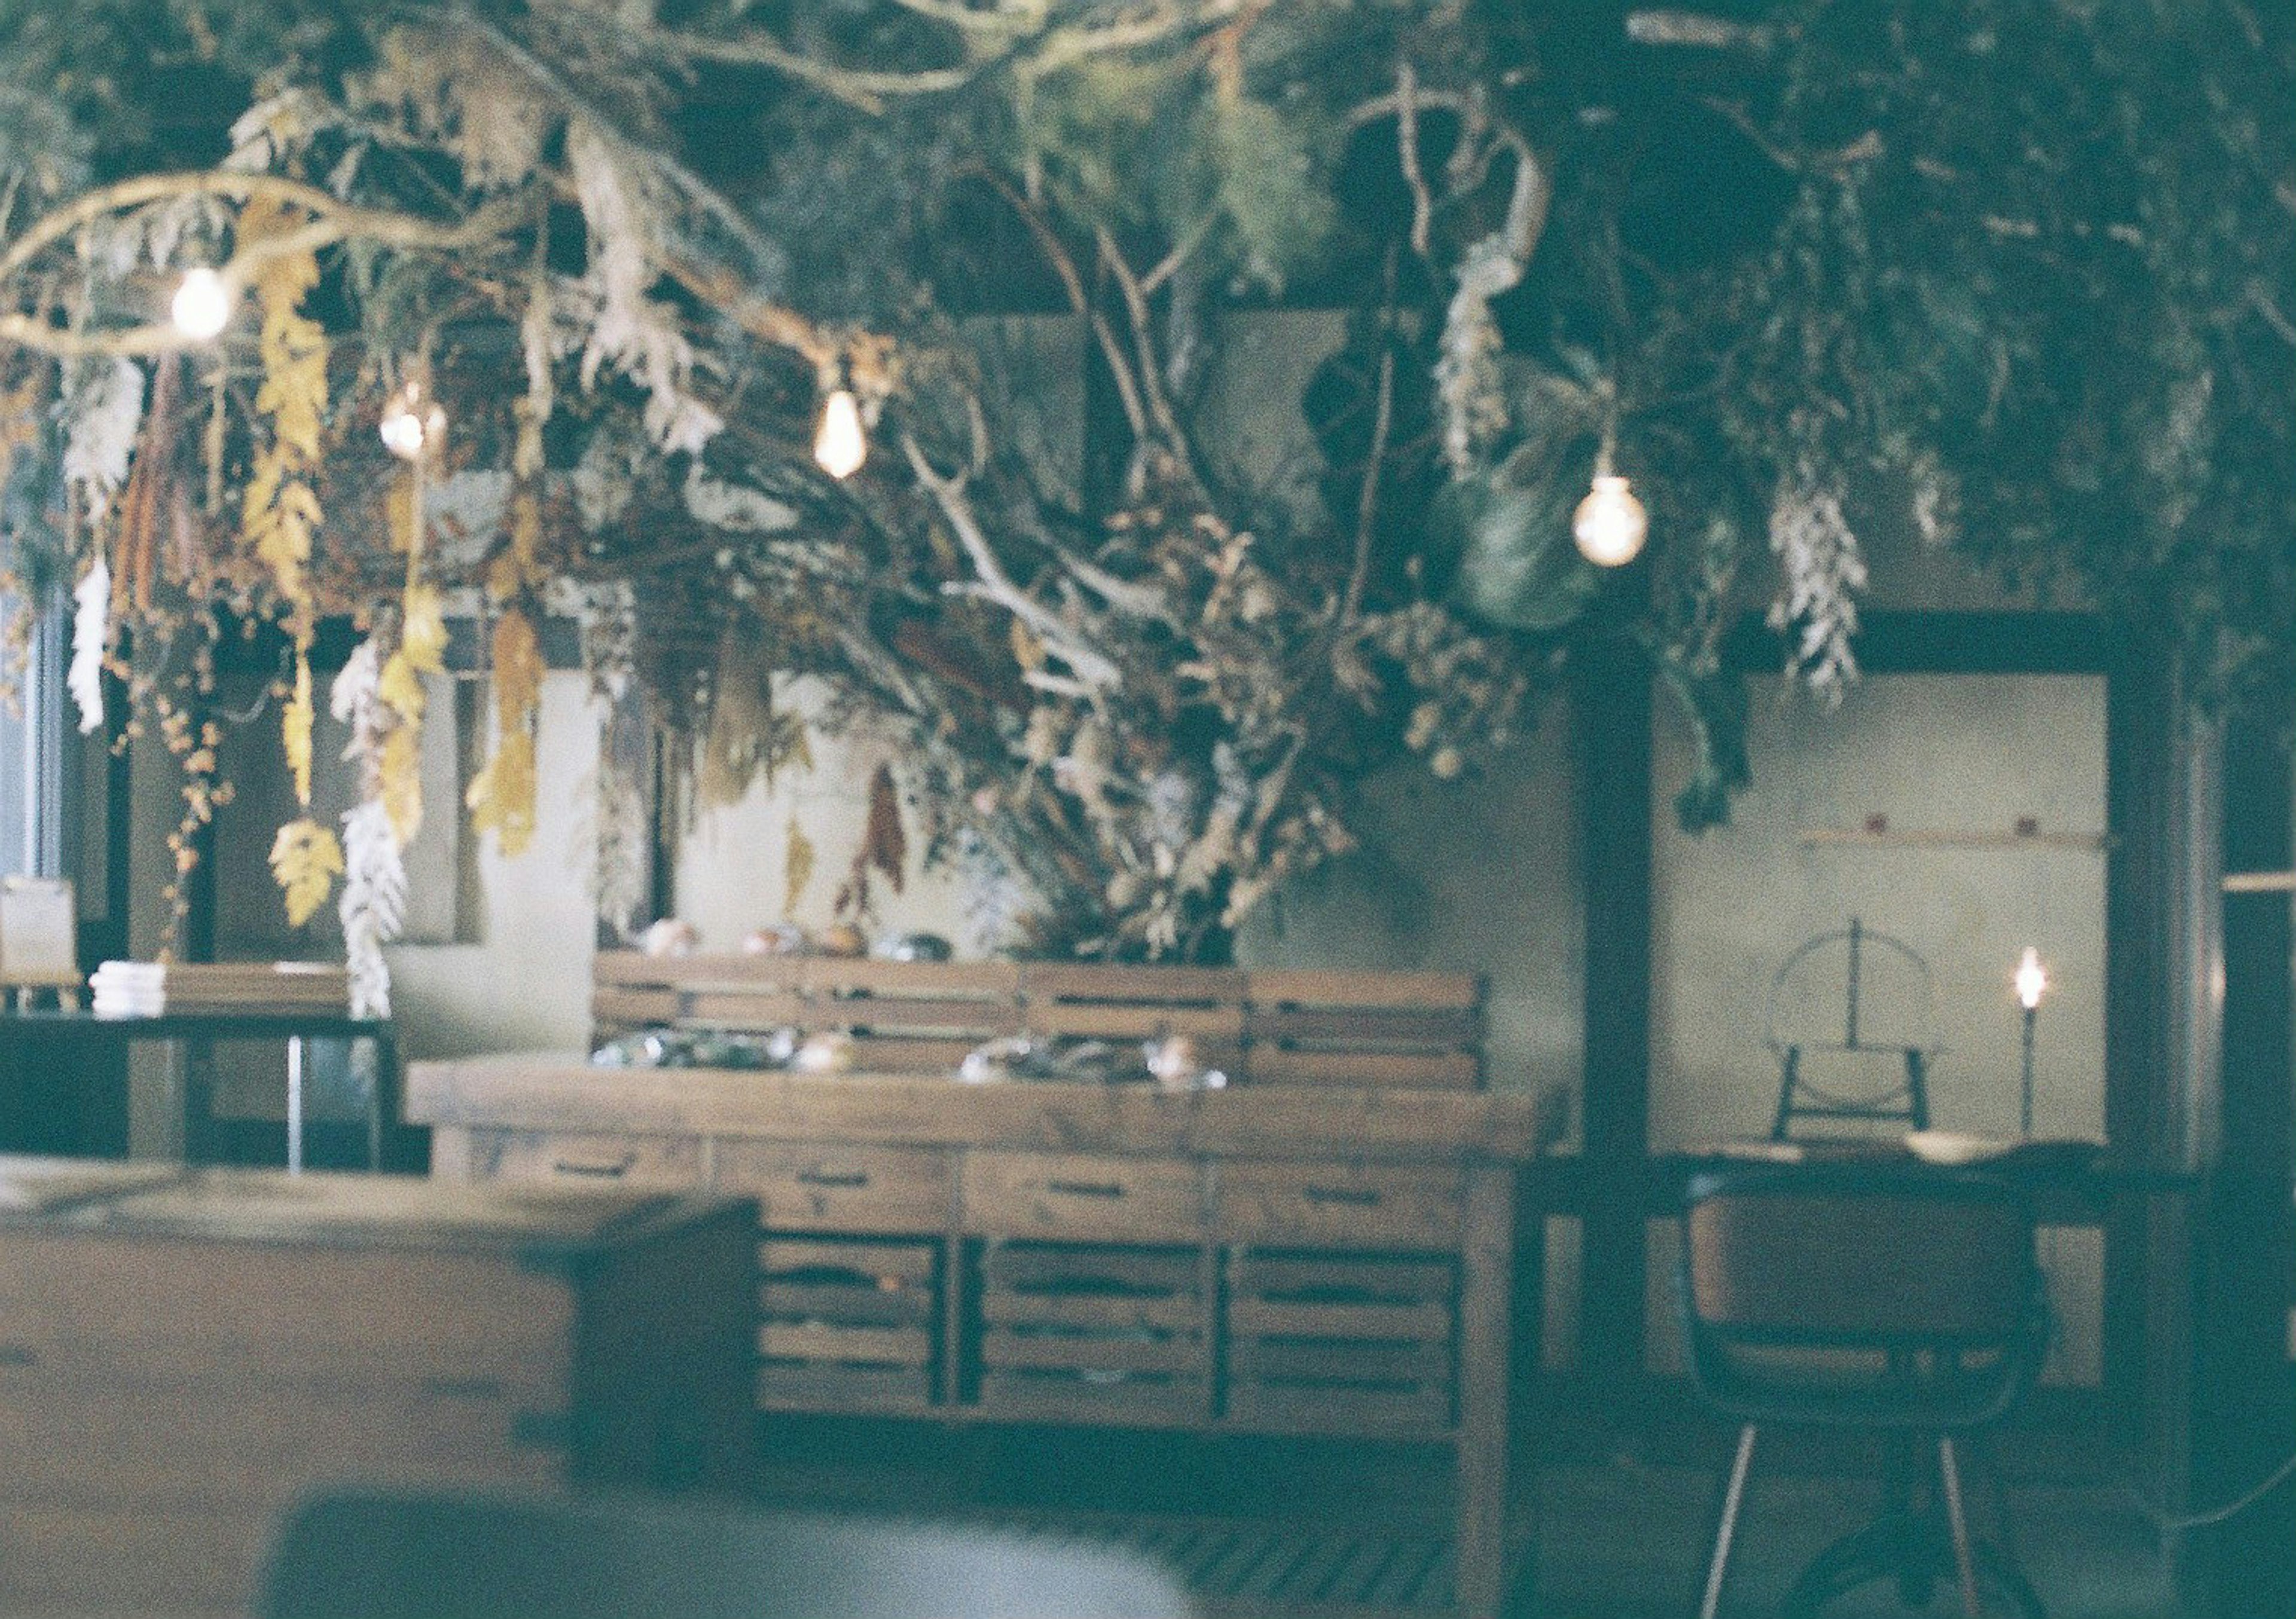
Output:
2015 946 2048 1012
1572 474 1648 566
379 382 445 462
814 387 867 479
170 267 234 341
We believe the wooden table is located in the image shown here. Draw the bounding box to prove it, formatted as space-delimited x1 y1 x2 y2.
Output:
0 1008 405 1169
0 1156 755 1615
410 1053 1543 1618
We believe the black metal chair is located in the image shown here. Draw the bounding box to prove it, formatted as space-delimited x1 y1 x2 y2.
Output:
259 1487 1195 1619
1680 1164 2048 1618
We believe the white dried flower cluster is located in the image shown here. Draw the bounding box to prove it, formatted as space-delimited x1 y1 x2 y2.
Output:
68 557 109 735
59 357 143 525
1766 475 1867 704
567 121 722 457
338 799 407 1019
330 644 407 1019
1433 234 1519 475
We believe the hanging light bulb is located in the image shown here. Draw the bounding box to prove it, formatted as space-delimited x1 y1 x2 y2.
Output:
1573 474 1648 567
170 267 234 341
378 379 447 462
2014 946 2048 1012
814 387 867 479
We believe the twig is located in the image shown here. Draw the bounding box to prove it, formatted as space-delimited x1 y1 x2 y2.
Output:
448 5 786 276
1140 212 1217 295
2252 283 2296 349
657 29 980 114
903 432 1122 690
1342 337 1396 626
973 169 1149 439
1624 10 1775 51
1396 65 1433 260
1096 227 1189 451
0 171 510 287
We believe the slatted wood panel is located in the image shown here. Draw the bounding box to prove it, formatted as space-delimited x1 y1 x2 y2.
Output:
1242 971 1483 1090
976 1242 1209 1421
1225 1252 1458 1434
594 957 1023 1073
590 957 1484 1091
758 1236 939 1412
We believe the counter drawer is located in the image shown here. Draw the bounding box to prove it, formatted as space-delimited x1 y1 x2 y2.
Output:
717 1144 949 1234
961 1153 1205 1242
1216 1163 1464 1247
467 1130 705 1190
759 1238 939 1412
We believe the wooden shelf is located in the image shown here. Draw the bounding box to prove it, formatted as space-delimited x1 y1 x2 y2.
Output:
1800 827 2109 851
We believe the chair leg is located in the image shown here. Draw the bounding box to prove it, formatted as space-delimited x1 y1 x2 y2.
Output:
1938 1436 1984 1617
1700 1424 1759 1619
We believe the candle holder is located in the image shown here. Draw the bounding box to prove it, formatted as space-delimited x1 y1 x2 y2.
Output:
2014 947 2048 1138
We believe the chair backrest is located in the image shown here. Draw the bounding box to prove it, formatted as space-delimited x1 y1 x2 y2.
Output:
260 1488 1195 1619
591 954 1486 1089
1679 1166 2045 1428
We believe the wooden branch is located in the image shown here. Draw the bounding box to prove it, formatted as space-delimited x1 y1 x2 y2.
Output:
1395 65 1433 260
658 30 979 114
654 258 838 369
1095 228 1188 451
1060 554 1174 622
2250 284 2296 349
884 0 1043 32
0 176 524 359
902 432 1122 691
973 169 1150 440
1624 9 1775 51
0 171 510 287
447 7 786 276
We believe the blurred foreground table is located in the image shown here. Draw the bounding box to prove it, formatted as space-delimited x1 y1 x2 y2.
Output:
0 1156 755 1615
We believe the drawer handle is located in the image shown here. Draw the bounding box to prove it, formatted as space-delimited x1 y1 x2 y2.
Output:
553 1153 637 1178
1045 1178 1127 1199
0 1343 35 1367
1303 1185 1382 1208
798 1169 871 1189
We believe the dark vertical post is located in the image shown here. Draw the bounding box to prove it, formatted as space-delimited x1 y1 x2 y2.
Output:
2104 639 2224 1592
1574 630 1653 1402
2191 694 2294 1616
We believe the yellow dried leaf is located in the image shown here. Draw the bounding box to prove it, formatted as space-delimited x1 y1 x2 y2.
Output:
239 200 326 615
401 583 448 673
381 723 425 848
1010 618 1045 671
491 608 543 719
387 474 419 555
466 728 538 857
377 650 428 723
282 652 315 808
784 817 816 911
269 815 343 928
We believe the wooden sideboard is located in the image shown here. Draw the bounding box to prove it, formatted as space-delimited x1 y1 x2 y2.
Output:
409 957 1542 1617
0 1156 753 1615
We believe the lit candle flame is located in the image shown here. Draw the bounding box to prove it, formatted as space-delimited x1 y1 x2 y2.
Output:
2015 946 2048 1012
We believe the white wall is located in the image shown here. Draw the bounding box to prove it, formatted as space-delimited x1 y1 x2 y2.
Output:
1649 671 2110 1383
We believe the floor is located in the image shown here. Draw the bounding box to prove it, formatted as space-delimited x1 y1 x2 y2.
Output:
752 1418 2191 1617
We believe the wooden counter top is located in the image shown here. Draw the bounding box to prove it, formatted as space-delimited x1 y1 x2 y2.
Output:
405 1052 1544 1162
